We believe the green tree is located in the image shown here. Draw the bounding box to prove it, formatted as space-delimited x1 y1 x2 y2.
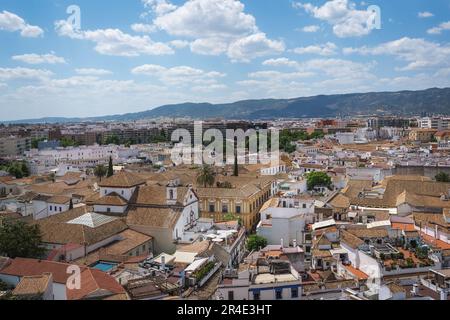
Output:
60 137 77 148
435 172 450 182
94 164 107 181
21 162 29 177
31 138 45 149
197 165 216 188
233 149 239 177
107 156 114 178
217 181 233 189
247 235 268 252
306 172 332 191
105 135 120 145
0 220 45 259
7 161 30 179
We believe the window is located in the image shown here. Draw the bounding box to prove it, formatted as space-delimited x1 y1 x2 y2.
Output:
228 291 234 300
236 205 241 214
169 189 174 200
253 292 260 300
276 290 283 300
107 208 111 213
302 204 307 209
49 206 52 211
209 204 215 213
291 288 299 298
59 207 62 212
222 203 228 213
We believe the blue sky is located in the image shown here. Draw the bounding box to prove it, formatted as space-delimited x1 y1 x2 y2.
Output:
0 0 450 120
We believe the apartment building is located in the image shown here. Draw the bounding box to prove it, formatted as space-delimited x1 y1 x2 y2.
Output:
0 136 31 157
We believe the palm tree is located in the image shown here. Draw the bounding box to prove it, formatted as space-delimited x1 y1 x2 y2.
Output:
197 165 216 188
94 165 107 181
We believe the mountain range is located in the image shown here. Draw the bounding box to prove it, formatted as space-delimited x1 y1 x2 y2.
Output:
5 87 450 124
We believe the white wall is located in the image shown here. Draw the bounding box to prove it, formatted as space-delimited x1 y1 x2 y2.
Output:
100 186 136 201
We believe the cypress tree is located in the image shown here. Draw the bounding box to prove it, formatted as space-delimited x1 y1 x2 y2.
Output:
107 156 114 178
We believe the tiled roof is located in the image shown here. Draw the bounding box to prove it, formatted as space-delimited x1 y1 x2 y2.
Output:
104 229 152 255
35 207 128 246
127 207 182 229
0 258 125 300
47 195 71 204
340 230 364 249
89 192 128 206
98 171 146 188
12 273 52 296
130 185 191 206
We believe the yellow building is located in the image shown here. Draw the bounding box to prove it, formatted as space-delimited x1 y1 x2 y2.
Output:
408 129 437 143
196 175 276 231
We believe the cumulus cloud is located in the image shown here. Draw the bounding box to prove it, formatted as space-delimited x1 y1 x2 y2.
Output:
292 42 338 56
344 37 450 71
293 0 377 38
12 53 66 65
299 25 320 33
418 12 434 19
55 20 174 57
75 68 113 76
0 67 53 81
131 64 226 86
0 10 44 37
427 21 450 35
131 23 157 33
149 0 284 62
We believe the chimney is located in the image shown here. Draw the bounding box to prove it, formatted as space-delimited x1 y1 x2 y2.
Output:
440 289 448 301
166 180 178 205
161 255 166 271
293 239 297 248
412 283 419 296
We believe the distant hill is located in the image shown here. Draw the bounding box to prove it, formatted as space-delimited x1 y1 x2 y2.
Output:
5 87 450 124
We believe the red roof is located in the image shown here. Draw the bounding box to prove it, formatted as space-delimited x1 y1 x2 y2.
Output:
420 232 450 250
344 265 369 280
0 258 125 300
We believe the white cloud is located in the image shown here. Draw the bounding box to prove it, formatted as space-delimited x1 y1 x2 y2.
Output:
293 0 376 38
131 64 226 87
55 20 174 57
169 40 190 49
75 68 113 76
300 25 320 33
190 38 228 55
292 42 338 56
418 12 434 18
142 0 177 15
263 58 301 68
0 67 53 81
227 33 285 62
0 10 44 38
12 53 66 65
427 21 450 35
344 37 450 71
150 0 284 61
131 23 157 33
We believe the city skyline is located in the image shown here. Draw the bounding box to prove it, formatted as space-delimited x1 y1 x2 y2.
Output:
1 0 450 121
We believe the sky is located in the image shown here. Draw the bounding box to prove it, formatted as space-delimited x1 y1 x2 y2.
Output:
0 0 450 121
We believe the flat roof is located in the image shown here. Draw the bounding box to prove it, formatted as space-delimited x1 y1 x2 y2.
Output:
253 273 297 285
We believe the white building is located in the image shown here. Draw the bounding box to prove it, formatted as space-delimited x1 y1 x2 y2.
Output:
257 197 316 248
